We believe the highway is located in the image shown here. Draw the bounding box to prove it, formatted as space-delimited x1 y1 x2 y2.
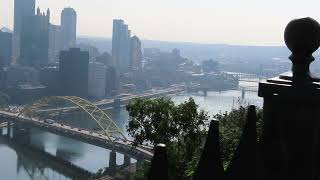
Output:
0 110 153 160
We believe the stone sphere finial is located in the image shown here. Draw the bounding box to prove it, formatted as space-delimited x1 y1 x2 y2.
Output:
285 17 320 56
283 17 320 83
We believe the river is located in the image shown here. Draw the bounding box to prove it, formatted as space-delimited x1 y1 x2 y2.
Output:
0 82 262 180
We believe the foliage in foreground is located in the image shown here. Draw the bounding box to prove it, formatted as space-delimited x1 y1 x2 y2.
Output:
126 97 209 179
215 103 263 165
125 97 263 179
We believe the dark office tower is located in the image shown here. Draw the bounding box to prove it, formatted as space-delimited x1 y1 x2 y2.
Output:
19 8 50 67
0 30 12 68
61 8 77 50
105 66 119 97
40 66 59 95
112 19 131 73
13 0 35 63
130 36 143 70
59 48 89 97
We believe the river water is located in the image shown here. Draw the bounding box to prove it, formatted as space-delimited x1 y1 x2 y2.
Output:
0 82 262 180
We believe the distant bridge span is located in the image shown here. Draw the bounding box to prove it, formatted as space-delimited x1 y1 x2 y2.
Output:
19 96 127 142
0 110 153 160
0 96 153 161
37 87 184 114
224 72 267 83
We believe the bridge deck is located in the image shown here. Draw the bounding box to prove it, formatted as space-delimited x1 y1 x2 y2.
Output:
0 111 153 160
38 87 183 113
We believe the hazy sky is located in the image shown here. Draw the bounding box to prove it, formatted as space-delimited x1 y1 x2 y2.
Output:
1 0 320 46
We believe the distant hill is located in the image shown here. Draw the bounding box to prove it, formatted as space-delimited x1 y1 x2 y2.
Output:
77 36 290 63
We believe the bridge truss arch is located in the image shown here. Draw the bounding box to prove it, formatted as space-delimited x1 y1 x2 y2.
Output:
18 96 127 142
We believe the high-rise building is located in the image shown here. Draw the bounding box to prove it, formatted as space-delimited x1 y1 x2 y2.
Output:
130 36 143 70
59 48 89 97
13 0 35 63
61 8 77 50
88 62 106 98
106 66 119 97
48 24 61 63
112 19 131 73
48 7 76 63
0 30 12 68
19 8 50 67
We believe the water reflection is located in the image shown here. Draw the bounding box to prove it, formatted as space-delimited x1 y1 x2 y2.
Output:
0 137 73 180
30 129 111 173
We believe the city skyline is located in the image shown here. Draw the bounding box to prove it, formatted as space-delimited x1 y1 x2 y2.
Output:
2 0 320 46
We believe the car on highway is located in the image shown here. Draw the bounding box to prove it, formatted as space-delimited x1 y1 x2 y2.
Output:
44 119 55 124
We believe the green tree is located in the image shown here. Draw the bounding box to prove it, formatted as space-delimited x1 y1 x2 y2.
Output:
126 97 209 179
214 104 263 166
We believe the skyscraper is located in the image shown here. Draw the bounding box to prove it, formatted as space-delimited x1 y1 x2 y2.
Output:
13 0 36 63
106 66 119 97
19 8 50 67
88 62 106 98
130 36 143 70
61 8 77 50
48 24 62 63
0 30 12 68
112 19 131 73
59 48 89 97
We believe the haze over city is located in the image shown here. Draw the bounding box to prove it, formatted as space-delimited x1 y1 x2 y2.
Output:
2 0 320 179
2 0 320 46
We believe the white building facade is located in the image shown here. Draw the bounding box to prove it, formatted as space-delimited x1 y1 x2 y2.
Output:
88 62 106 98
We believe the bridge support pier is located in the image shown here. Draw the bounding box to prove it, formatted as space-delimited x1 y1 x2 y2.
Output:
113 99 121 109
109 150 117 171
124 155 131 166
12 124 31 145
203 90 208 97
6 122 11 138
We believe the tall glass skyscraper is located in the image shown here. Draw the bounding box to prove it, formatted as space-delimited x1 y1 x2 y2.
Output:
61 8 77 50
13 0 35 63
112 19 131 73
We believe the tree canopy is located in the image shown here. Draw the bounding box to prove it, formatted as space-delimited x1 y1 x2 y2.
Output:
126 97 263 179
126 97 209 179
214 104 263 165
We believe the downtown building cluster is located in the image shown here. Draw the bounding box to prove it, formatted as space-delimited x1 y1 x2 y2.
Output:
0 0 143 104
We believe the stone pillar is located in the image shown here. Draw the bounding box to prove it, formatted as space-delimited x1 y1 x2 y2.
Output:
109 150 117 170
194 121 225 180
148 144 168 180
123 155 131 166
258 18 320 180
